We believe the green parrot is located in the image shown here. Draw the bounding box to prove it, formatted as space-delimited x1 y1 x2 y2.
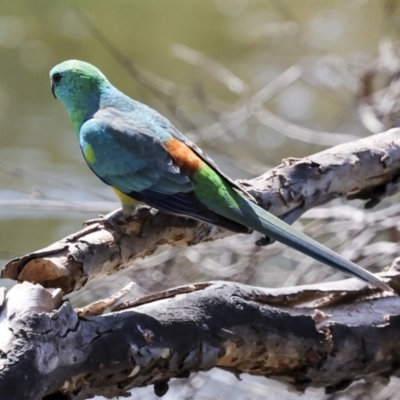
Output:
49 59 390 291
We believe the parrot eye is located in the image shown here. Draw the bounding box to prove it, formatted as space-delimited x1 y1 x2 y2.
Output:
52 73 62 84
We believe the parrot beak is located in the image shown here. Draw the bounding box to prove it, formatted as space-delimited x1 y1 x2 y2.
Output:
51 81 57 99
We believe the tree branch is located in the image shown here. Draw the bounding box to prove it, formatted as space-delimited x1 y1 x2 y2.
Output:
1 274 400 400
2 130 400 399
2 129 400 293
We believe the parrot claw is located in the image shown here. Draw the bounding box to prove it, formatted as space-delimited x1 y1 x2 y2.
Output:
83 208 128 235
256 235 275 246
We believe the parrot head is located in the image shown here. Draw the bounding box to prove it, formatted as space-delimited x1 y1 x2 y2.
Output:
50 60 108 111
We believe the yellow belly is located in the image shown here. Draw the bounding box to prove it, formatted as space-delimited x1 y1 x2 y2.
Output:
112 187 141 214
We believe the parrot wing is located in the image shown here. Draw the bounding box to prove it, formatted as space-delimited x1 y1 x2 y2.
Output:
166 124 256 201
79 113 249 232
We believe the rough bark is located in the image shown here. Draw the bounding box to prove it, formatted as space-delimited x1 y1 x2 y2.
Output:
2 129 400 399
2 129 400 294
1 273 400 400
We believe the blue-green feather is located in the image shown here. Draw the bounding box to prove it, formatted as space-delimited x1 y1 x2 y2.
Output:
50 60 391 291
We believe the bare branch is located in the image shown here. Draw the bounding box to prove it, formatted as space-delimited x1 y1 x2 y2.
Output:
2 129 400 293
356 40 400 134
255 107 359 146
186 64 302 142
1 277 400 399
171 44 248 96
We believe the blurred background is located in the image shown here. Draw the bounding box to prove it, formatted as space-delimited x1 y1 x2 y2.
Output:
1 0 400 399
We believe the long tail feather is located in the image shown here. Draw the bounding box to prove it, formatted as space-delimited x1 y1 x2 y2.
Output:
229 197 391 291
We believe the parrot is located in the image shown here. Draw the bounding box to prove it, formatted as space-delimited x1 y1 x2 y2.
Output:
49 59 390 291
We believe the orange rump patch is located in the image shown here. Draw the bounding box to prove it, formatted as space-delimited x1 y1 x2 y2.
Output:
164 138 205 175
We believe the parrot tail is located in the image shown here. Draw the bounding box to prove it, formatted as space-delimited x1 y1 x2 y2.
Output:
231 196 391 292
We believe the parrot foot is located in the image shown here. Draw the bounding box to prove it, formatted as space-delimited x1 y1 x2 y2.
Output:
83 208 128 235
256 235 275 246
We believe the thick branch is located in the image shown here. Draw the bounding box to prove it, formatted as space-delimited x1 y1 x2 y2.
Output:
1 276 400 399
2 129 400 293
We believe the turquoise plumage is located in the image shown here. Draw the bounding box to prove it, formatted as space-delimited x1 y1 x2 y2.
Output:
49 59 390 291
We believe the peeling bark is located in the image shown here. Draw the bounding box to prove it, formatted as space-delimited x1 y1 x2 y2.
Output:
1 276 400 400
2 130 400 399
2 129 400 293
